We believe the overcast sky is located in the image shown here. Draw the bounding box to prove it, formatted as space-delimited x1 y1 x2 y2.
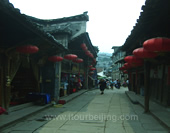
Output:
9 0 146 53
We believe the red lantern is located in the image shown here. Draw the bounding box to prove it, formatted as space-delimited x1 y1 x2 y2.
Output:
72 58 83 63
124 56 143 65
123 70 128 74
123 62 143 69
124 63 132 69
88 65 93 68
90 67 96 71
16 45 39 54
76 58 83 63
48 56 63 62
85 50 91 56
143 37 170 52
64 54 77 60
81 43 87 51
133 47 157 58
89 53 94 58
119 67 123 70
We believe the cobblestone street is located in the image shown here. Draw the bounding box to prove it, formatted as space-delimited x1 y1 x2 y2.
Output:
1 88 169 133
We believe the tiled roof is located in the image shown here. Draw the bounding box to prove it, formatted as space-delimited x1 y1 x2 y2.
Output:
27 12 89 24
27 12 89 35
0 0 66 50
121 0 170 54
69 32 97 57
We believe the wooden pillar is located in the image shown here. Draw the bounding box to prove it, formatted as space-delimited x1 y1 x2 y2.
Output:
160 64 165 103
136 70 140 94
0 67 4 108
144 61 150 113
55 62 61 102
128 72 132 91
4 57 11 110
135 70 138 94
84 66 88 89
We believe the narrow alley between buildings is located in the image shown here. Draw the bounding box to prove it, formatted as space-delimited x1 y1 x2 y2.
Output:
1 88 169 133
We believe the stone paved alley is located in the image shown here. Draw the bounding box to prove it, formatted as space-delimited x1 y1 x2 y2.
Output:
1 88 169 133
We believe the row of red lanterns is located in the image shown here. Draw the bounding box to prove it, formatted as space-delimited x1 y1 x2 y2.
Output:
81 43 94 58
81 43 97 65
132 37 170 59
15 44 97 64
48 54 83 63
88 65 96 75
15 45 83 63
120 37 170 71
16 45 96 75
121 56 144 70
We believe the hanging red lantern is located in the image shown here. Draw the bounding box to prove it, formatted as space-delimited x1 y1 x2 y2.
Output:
72 58 83 63
85 50 91 56
133 47 157 58
124 63 132 69
119 67 123 70
90 67 96 71
143 37 170 52
76 58 83 63
121 66 126 70
81 43 87 51
16 45 39 54
48 56 63 62
64 54 77 60
123 62 143 69
123 70 128 74
124 56 143 65
89 53 94 58
88 65 93 68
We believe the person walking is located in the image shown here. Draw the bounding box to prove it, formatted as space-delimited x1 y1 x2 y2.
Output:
116 79 121 89
110 79 114 90
126 78 130 90
98 79 106 94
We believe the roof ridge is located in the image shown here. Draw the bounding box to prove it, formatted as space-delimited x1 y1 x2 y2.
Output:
27 11 89 24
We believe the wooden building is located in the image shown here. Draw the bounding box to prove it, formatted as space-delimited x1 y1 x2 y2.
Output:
29 12 98 97
0 1 98 111
120 0 170 111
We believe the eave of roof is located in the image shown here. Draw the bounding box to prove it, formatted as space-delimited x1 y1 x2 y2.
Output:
69 32 97 57
0 0 66 51
121 0 170 54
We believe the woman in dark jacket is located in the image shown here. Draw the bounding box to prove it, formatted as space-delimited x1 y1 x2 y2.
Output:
99 79 106 94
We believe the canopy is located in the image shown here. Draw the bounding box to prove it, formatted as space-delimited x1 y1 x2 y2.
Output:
97 71 106 79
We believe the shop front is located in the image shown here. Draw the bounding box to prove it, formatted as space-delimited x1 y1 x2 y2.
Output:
10 60 39 106
60 61 84 97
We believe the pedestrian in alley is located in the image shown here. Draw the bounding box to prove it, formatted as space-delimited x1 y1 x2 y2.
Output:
110 79 114 90
126 78 130 90
115 79 121 89
98 79 106 94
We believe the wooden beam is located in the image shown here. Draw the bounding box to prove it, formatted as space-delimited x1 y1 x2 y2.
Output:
144 61 151 113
